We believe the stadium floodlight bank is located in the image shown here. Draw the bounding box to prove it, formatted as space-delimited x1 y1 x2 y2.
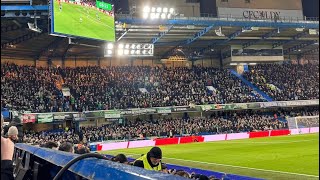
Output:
105 43 154 57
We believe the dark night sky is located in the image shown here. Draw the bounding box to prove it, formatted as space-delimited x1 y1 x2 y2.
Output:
302 0 319 17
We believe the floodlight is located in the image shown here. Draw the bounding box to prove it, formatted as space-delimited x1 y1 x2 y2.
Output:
144 44 150 48
118 44 124 49
136 44 141 49
125 44 130 49
161 13 166 19
142 50 147 54
131 44 136 49
124 49 129 55
136 50 141 54
157 7 162 13
107 50 113 55
143 6 150 13
131 50 135 54
169 8 174 14
107 43 113 50
151 7 156 12
118 49 123 56
143 12 149 19
150 13 156 19
167 14 172 19
155 13 160 19
163 8 168 13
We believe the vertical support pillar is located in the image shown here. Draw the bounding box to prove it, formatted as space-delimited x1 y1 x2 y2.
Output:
219 51 223 69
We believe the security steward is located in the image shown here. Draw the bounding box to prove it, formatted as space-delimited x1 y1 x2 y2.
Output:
133 146 167 172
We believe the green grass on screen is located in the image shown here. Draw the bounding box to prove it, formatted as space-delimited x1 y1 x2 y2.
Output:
53 0 115 41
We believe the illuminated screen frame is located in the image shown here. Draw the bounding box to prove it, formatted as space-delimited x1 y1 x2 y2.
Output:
49 0 115 42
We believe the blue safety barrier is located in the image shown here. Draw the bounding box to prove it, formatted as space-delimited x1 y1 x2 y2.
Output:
14 143 187 180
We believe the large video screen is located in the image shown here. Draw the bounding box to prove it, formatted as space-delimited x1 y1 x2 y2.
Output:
51 0 115 42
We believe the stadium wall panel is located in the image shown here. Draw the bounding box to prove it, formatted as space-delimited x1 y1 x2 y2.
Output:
179 136 205 144
100 59 111 67
87 60 99 66
248 131 269 138
37 60 48 67
299 128 312 134
52 59 63 67
142 60 156 67
216 0 302 10
100 141 129 151
226 132 249 140
1 59 34 66
203 134 226 142
128 140 156 149
65 60 76 67
75 60 89 67
310 127 319 133
270 129 291 136
155 137 179 146
133 59 143 66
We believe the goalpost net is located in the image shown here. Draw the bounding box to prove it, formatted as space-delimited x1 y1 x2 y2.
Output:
286 115 319 130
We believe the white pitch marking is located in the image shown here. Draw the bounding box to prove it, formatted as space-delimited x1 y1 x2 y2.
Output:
118 152 319 178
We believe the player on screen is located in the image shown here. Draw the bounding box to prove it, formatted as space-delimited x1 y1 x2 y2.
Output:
58 0 62 12
96 12 100 21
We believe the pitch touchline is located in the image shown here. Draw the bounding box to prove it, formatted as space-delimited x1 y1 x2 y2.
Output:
118 152 319 178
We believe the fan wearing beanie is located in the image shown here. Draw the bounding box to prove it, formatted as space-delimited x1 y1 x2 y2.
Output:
7 126 19 143
133 146 168 172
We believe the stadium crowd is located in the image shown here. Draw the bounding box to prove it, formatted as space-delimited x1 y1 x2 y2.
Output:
5 63 318 113
243 63 319 101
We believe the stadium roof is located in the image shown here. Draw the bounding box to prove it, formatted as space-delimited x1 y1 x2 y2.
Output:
1 5 319 60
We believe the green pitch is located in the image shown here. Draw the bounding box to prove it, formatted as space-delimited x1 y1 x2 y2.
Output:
53 0 115 41
101 133 319 180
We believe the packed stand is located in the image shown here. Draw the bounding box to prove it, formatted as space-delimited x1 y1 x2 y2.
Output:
243 63 319 101
1 63 65 113
1 64 266 112
57 66 265 111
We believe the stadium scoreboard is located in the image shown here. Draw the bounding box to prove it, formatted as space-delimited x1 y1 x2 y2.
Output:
49 0 115 42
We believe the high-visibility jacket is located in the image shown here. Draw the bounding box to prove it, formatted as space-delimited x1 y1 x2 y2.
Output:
135 154 162 171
